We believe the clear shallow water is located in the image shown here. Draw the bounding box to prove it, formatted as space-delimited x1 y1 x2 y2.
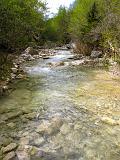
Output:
0 50 120 160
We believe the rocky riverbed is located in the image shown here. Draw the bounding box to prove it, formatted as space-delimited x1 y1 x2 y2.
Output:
0 49 120 160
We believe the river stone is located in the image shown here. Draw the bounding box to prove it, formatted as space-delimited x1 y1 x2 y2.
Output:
16 74 25 79
52 133 65 146
7 111 23 120
36 118 62 136
60 123 72 135
11 68 18 74
32 137 45 147
16 149 30 160
91 50 102 59
21 108 33 114
3 85 9 91
7 122 16 128
24 112 36 120
0 137 13 148
2 143 17 153
20 116 29 123
36 121 50 134
45 117 63 135
10 73 16 79
0 120 5 125
66 44 72 49
30 146 40 156
101 117 119 126
22 132 29 137
71 60 85 66
74 122 82 130
0 108 8 114
24 47 39 55
3 151 16 160
19 137 30 146
50 117 63 128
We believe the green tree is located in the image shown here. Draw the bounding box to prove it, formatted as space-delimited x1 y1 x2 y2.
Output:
45 6 70 45
0 0 46 51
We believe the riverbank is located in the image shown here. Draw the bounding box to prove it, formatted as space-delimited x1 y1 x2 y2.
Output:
0 46 120 97
0 47 56 96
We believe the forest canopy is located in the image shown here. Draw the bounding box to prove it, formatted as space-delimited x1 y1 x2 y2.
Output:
0 0 120 51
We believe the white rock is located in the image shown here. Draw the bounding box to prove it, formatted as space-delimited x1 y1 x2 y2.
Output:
11 73 16 79
11 68 18 74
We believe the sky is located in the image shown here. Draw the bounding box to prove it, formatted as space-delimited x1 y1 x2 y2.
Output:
45 0 74 15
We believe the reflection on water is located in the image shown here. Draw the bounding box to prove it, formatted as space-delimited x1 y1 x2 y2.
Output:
0 50 120 160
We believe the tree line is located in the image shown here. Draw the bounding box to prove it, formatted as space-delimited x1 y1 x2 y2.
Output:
0 0 120 52
50 0 120 55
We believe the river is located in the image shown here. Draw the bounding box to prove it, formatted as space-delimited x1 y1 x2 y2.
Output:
0 50 120 160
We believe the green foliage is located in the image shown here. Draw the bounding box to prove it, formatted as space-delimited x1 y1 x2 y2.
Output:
67 0 120 55
54 6 70 44
44 6 71 45
0 0 46 51
69 0 96 39
70 0 102 39
98 0 120 48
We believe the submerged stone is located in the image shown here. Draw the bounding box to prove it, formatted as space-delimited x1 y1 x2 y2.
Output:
7 111 23 120
32 137 45 147
60 123 72 135
2 143 18 153
50 117 63 129
24 112 36 120
101 117 119 126
7 122 16 129
3 151 16 160
36 121 50 134
0 137 13 148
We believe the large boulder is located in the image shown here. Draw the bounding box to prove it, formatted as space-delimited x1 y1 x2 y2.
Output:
20 47 40 61
90 50 103 59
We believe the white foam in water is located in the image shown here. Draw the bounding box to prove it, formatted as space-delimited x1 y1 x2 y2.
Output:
25 66 51 75
51 51 74 61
